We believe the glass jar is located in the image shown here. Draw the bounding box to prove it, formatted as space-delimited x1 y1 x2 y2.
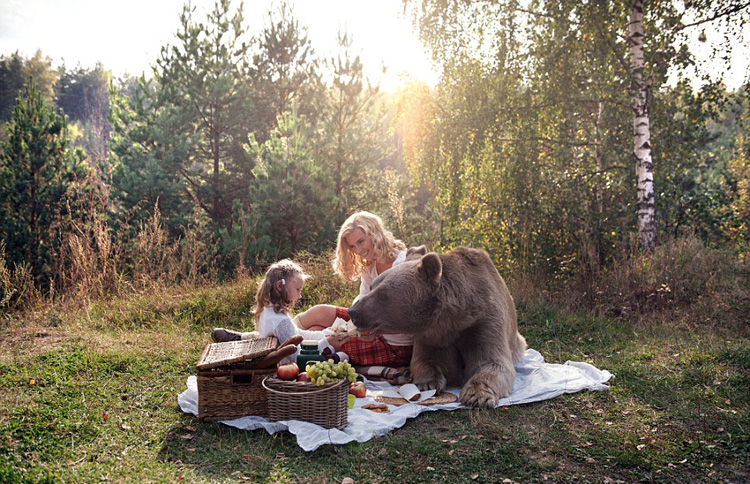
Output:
296 340 324 371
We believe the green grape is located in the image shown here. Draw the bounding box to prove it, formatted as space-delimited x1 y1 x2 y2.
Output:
303 360 360 385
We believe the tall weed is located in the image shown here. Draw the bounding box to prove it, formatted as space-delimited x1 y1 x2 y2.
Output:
131 203 177 287
56 211 122 302
175 206 216 288
0 241 40 311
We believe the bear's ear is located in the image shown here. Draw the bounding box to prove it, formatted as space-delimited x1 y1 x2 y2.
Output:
406 245 427 261
416 252 442 285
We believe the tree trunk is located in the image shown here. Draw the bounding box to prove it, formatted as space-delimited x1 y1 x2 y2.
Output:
628 0 657 252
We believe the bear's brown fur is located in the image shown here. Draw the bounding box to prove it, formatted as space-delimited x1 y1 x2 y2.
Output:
347 246 527 408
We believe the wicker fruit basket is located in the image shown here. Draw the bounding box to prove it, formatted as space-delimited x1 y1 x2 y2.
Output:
262 376 349 429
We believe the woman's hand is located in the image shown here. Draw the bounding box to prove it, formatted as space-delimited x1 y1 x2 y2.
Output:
326 333 350 351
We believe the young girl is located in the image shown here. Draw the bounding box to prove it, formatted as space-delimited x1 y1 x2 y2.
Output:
211 259 342 364
295 211 414 368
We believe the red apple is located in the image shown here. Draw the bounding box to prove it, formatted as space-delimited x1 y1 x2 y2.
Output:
276 362 299 381
349 381 366 398
296 372 309 382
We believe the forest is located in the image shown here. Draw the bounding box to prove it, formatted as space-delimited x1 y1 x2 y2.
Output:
0 0 748 311
1 1 749 482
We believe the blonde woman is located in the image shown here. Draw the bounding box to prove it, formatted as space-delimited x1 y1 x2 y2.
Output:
296 211 414 367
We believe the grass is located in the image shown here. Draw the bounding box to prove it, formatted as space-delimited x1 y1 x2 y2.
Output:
0 275 748 483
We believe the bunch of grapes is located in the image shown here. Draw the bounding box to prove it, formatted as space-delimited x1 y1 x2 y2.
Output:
305 360 358 386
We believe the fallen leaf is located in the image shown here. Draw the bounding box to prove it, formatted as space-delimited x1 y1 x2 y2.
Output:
448 449 455 456
102 413 108 421
470 474 479 480
636 444 646 451
120 423 131 430
185 425 196 432
426 466 435 471
28 379 36 385
180 434 193 440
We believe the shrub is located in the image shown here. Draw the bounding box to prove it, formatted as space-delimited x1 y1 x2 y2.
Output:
578 236 749 325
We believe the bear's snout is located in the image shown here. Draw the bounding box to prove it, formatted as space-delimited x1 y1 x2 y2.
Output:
346 308 358 323
345 306 375 332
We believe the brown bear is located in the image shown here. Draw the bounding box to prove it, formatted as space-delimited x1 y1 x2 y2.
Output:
347 246 527 408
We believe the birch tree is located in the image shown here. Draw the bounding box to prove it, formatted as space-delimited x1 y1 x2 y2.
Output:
628 0 656 252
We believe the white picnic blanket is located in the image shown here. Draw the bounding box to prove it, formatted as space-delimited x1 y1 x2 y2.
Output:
177 349 613 452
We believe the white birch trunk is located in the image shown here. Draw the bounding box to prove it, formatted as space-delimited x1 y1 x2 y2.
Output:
628 0 657 252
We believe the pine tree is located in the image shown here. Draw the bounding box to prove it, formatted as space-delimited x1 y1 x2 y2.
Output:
320 30 387 214
0 82 85 286
152 0 255 227
245 108 335 256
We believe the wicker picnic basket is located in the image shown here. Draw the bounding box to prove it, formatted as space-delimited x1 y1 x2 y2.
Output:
262 376 349 429
196 337 278 421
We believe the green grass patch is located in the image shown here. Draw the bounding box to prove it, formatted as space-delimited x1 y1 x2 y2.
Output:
0 279 747 483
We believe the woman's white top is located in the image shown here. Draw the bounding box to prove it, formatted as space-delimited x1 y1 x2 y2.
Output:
355 250 413 347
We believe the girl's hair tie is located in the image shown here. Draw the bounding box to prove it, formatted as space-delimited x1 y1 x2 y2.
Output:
281 278 286 285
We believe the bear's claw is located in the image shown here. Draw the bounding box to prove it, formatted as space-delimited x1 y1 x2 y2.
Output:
459 377 502 408
415 376 446 393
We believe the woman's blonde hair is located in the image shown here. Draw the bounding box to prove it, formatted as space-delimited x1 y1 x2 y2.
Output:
332 211 406 281
254 259 308 326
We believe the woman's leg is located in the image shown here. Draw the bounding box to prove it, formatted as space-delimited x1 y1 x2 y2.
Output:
340 336 413 367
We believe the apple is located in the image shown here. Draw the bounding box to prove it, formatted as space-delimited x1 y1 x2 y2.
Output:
276 362 299 381
349 381 366 398
296 372 309 382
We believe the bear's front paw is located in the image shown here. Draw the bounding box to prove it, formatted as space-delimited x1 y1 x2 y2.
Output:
414 375 446 393
459 378 501 409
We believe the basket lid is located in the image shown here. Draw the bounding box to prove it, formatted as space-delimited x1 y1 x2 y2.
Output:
196 336 278 370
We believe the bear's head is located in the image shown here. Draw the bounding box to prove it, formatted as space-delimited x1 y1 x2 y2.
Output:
347 246 442 335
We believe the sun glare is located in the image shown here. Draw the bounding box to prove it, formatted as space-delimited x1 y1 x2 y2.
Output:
290 0 439 92
0 0 440 90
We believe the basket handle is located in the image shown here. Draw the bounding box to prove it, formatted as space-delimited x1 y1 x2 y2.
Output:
261 376 346 396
